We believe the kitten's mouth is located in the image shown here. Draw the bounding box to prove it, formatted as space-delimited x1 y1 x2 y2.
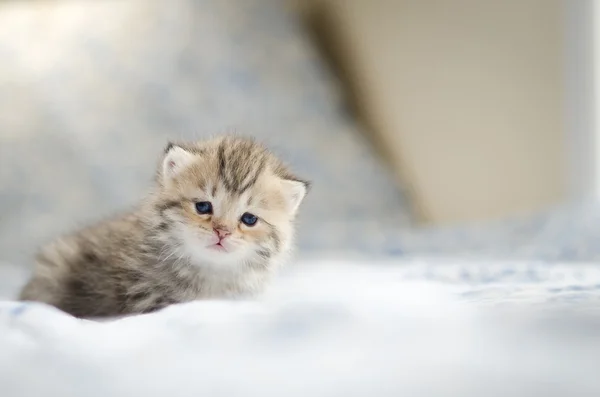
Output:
210 242 228 252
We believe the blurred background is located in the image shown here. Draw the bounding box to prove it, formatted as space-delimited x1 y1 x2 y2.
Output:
1 0 599 271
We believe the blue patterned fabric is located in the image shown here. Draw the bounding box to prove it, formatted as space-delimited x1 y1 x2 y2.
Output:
0 0 413 264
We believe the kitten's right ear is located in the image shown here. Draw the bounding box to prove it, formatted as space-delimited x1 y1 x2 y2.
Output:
280 178 309 216
162 143 196 183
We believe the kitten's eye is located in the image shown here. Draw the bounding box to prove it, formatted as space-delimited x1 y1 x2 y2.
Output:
240 212 258 227
195 201 213 215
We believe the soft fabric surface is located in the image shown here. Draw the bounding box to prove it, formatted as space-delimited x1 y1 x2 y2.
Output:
315 199 600 262
2 259 600 396
0 0 413 265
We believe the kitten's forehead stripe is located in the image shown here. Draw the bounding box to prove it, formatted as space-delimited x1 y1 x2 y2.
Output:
238 156 266 194
216 137 270 194
217 140 227 188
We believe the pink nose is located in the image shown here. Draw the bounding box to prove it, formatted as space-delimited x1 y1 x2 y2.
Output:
214 228 231 239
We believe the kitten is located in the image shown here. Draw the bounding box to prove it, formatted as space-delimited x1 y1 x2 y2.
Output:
19 135 309 318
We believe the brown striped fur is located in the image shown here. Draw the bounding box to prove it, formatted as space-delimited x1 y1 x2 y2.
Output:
19 136 308 318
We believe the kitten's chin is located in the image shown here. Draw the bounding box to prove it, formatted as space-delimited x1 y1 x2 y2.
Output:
184 243 243 267
188 241 250 268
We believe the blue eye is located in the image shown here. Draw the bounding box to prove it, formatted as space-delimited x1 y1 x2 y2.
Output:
195 201 213 215
240 212 258 226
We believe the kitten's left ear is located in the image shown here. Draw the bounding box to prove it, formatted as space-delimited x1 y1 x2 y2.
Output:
281 179 309 215
162 143 196 184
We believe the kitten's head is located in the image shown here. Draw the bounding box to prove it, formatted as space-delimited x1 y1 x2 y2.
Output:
152 136 308 270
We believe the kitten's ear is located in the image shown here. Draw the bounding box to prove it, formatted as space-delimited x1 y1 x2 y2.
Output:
162 143 196 183
281 179 309 215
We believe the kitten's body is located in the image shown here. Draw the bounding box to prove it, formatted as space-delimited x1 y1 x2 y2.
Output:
19 136 308 318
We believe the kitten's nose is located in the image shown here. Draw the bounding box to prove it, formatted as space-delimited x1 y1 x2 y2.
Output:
214 227 231 239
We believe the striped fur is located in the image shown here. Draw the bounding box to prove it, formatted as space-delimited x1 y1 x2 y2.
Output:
19 136 308 318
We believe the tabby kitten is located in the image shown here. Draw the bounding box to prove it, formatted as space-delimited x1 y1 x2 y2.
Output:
19 136 309 318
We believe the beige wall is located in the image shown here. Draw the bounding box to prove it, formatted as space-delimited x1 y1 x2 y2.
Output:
298 0 565 225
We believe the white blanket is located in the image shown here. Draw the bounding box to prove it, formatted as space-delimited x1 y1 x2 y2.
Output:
1 259 600 397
